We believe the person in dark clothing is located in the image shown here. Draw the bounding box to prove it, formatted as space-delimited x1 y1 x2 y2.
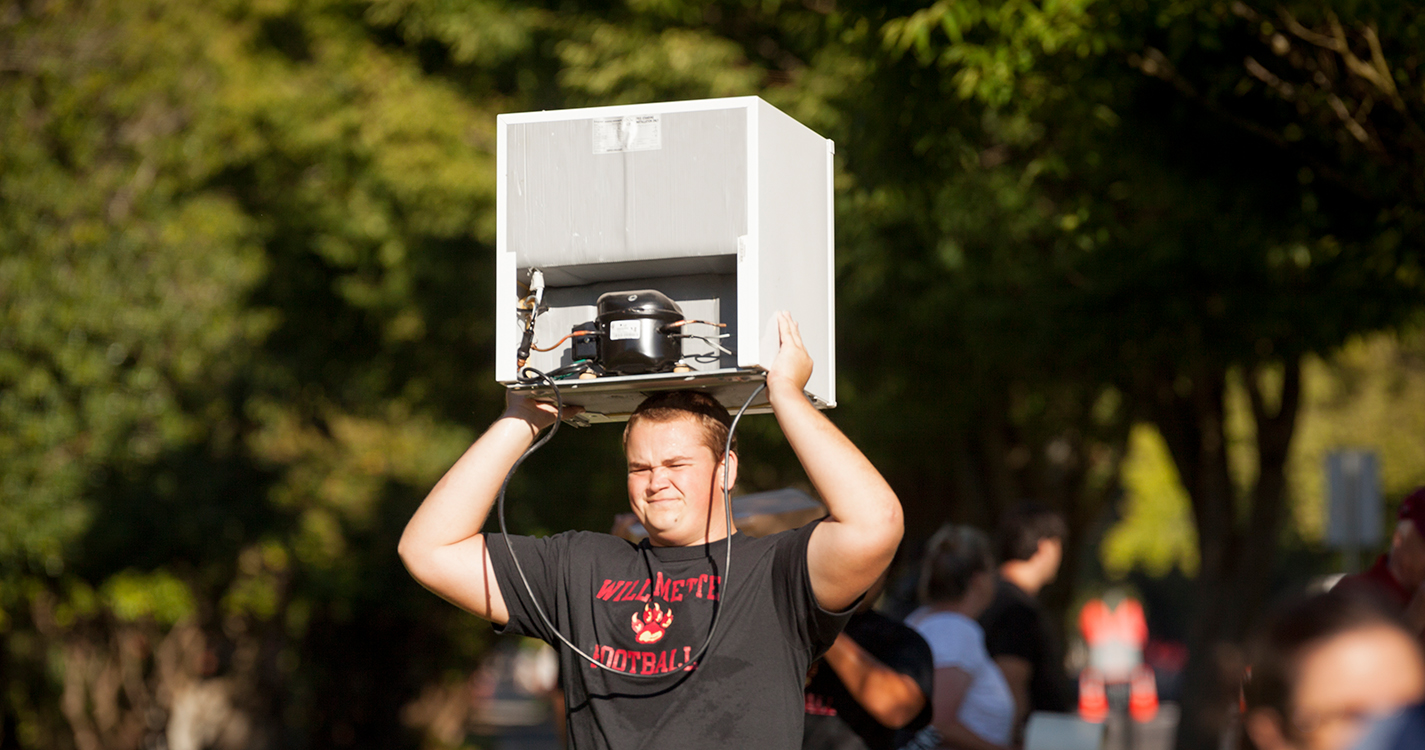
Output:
978 502 1072 738
803 573 934 750
1335 486 1425 640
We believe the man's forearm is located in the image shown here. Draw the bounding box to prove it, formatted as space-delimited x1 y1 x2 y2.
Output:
764 311 902 610
400 414 538 555
774 378 903 606
994 655 1033 730
397 409 549 623
769 381 902 542
823 634 927 728
398 394 574 623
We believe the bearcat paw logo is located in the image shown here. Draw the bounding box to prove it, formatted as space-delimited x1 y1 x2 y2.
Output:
630 602 674 644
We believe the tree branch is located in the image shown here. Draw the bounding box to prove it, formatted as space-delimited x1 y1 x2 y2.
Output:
1129 46 1378 201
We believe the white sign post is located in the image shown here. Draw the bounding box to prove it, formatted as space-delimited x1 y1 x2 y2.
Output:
1325 449 1381 574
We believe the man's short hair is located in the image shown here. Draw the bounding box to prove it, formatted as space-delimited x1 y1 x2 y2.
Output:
623 390 735 460
918 524 994 604
996 501 1068 563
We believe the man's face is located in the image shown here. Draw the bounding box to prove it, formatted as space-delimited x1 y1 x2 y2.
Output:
1038 537 1064 583
1392 519 1425 589
1283 625 1424 750
625 416 730 547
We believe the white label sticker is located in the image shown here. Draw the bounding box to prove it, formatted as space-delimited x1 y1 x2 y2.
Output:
609 320 641 340
592 115 662 154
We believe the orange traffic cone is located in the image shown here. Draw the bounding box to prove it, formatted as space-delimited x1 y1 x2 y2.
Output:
1079 668 1108 723
1129 664 1159 722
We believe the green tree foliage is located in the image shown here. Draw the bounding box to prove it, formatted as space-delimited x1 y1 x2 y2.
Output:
1289 325 1425 542
1106 322 1425 578
829 1 1425 745
0 0 804 747
1103 424 1200 579
2 0 513 746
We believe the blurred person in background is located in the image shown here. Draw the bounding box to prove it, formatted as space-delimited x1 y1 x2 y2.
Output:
802 568 934 750
1335 486 1425 639
979 502 1073 736
1242 587 1425 750
903 525 1014 750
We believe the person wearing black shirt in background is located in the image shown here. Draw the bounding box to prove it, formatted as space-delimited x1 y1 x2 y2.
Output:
803 571 934 750
978 502 1073 739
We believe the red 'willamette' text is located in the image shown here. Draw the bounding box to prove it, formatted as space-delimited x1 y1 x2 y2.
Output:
595 571 720 603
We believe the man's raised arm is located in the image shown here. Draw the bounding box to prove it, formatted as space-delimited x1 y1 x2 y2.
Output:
766 312 904 612
397 396 573 624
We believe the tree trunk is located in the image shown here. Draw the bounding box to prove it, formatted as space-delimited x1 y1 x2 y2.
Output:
1238 360 1301 613
1147 359 1302 750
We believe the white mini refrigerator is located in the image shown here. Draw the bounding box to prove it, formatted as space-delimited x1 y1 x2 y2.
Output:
496 96 836 423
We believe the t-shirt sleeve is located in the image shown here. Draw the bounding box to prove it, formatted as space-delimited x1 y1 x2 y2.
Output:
982 600 1042 663
484 531 566 644
773 518 855 659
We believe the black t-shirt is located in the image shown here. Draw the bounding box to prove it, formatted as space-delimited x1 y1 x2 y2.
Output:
487 519 851 750
802 610 934 750
978 577 1072 714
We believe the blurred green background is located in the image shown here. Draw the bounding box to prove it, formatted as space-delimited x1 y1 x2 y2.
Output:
3 0 1424 747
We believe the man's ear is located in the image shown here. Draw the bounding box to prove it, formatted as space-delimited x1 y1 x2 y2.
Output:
1243 708 1290 750
717 451 739 492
